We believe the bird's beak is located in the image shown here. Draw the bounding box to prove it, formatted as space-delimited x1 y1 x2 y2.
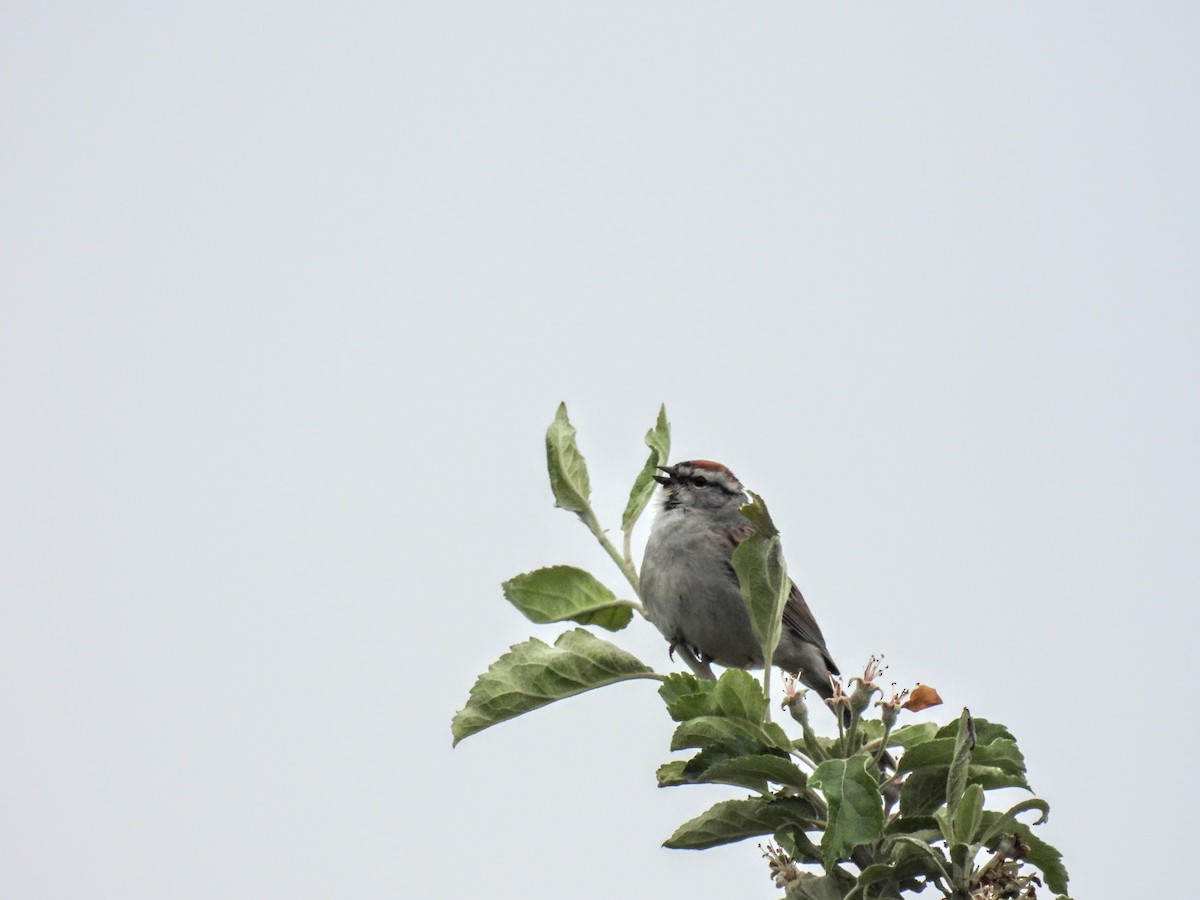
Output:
653 465 678 486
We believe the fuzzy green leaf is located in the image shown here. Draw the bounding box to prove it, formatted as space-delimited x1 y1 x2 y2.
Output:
450 628 654 745
502 565 635 631
952 783 985 844
670 716 788 753
656 760 688 786
658 672 719 722
977 797 1051 846
664 797 819 850
946 709 976 818
545 402 591 517
850 864 898 897
789 874 848 900
692 753 809 794
621 405 670 532
898 766 1031 817
896 738 958 773
660 669 768 723
888 722 939 749
711 668 770 722
934 717 1014 745
809 757 885 871
731 492 789 670
658 672 712 707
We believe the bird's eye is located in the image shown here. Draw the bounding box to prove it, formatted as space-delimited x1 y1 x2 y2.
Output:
692 475 708 487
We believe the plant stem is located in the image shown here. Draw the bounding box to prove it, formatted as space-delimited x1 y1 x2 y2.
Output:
584 510 642 598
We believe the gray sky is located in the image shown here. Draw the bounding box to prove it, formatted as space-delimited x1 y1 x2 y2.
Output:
3 4 1197 898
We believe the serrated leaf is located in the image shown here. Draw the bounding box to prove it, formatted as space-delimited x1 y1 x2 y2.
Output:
896 737 958 773
809 757 885 871
696 754 809 793
670 716 784 753
889 722 939 750
711 668 770 722
977 798 1051 846
730 492 789 670
972 739 1027 777
899 766 1031 817
502 565 635 631
545 402 591 517
934 717 1014 746
664 797 819 850
450 628 655 745
621 404 670 532
658 671 712 707
660 669 769 723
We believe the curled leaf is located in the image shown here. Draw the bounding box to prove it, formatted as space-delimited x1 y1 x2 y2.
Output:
545 403 592 517
621 405 670 532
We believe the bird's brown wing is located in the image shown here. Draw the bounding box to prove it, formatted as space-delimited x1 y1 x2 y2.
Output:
781 582 839 675
724 521 839 676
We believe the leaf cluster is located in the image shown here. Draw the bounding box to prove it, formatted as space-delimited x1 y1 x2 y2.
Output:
451 404 1071 900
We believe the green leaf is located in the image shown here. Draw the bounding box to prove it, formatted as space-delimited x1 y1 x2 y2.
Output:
898 765 1031 817
502 565 635 631
934 717 1014 745
659 669 768 723
976 798 1050 846
545 402 592 517
809 757 885 871
847 864 897 900
658 671 712 707
946 709 976 817
788 874 848 900
450 628 655 745
664 797 819 850
896 738 958 773
889 722 939 749
774 827 823 865
655 760 688 786
898 768 946 817
731 492 789 670
1020 829 1070 895
696 754 810 794
621 404 670 532
972 739 1027 777
952 783 985 844
659 672 719 721
886 836 951 882
670 716 788 753
711 668 770 722
884 815 941 840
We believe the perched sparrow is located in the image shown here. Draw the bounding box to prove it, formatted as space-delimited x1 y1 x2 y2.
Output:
640 460 839 699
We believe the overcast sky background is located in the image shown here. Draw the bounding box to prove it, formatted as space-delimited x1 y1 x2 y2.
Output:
3 4 1198 898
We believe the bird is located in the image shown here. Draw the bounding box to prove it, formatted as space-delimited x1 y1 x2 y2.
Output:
639 459 839 699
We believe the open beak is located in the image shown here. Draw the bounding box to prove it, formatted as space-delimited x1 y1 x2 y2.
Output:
653 465 678 486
